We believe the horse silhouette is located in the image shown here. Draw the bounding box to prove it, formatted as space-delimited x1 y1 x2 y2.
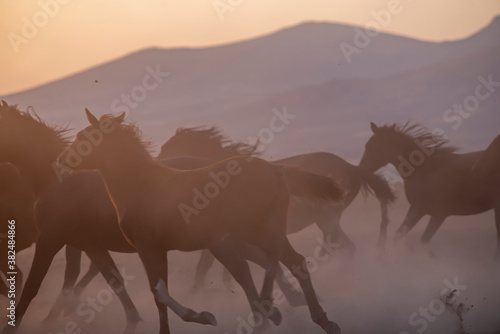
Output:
57 109 343 334
360 122 500 257
158 126 395 287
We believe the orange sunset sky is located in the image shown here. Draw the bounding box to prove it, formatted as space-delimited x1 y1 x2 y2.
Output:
1 0 499 95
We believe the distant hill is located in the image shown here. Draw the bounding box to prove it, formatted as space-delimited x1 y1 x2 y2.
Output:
213 43 500 161
2 16 499 160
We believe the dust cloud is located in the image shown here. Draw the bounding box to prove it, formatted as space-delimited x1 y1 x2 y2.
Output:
2 187 500 334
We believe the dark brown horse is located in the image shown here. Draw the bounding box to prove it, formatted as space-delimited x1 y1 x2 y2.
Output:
0 103 321 332
0 162 99 321
360 122 500 257
160 127 394 253
0 163 37 297
474 133 500 180
0 103 142 334
158 127 395 287
0 104 238 332
58 110 344 334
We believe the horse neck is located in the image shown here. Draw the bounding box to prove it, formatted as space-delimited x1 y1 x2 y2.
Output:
97 146 173 212
13 145 62 198
386 137 432 180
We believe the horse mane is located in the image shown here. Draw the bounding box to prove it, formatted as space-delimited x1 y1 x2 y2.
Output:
98 114 155 154
380 121 458 156
173 126 260 157
0 103 71 149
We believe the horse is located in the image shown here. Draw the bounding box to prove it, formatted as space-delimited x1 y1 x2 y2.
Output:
57 109 344 334
0 162 96 319
0 102 341 333
0 102 294 332
158 126 395 287
0 102 142 334
0 163 37 298
359 122 500 257
473 133 500 180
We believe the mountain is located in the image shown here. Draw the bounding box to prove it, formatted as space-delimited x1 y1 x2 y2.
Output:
213 43 500 161
2 16 499 158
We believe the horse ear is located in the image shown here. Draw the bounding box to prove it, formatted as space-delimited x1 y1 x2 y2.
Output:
370 122 379 133
1 100 8 108
115 112 126 124
85 108 99 127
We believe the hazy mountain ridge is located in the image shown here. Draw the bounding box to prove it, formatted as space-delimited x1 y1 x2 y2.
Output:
2 16 499 159
213 43 500 161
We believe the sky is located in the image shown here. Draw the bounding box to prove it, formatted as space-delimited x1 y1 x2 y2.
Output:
1 0 500 96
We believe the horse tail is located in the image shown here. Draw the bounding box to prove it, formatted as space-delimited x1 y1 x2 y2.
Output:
280 166 344 204
354 166 396 204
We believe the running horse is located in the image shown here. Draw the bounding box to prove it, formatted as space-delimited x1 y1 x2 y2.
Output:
359 122 500 257
0 102 328 333
57 109 344 334
0 102 141 334
158 126 395 287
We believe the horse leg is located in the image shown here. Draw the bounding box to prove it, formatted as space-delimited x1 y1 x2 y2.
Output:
62 255 100 316
209 238 282 326
0 263 9 297
3 232 64 334
44 246 82 322
0 251 10 297
84 248 141 334
0 279 7 297
73 260 100 296
136 244 216 334
421 215 446 245
377 200 390 251
220 237 306 307
279 238 341 334
420 215 446 258
254 237 284 327
14 264 23 300
0 262 24 300
316 211 352 258
192 249 216 289
394 205 425 242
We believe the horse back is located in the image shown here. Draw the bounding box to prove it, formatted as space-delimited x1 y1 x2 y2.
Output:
405 151 494 215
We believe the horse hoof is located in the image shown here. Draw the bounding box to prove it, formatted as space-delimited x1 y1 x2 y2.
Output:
324 321 341 334
268 306 282 326
200 311 217 326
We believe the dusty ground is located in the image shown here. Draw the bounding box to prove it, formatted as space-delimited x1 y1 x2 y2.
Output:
2 185 500 334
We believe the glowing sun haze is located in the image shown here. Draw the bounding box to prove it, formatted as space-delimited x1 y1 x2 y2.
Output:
1 0 499 95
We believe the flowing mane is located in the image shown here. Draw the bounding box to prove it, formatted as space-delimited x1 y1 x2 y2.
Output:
98 114 155 154
0 102 71 150
164 126 260 157
380 121 458 156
